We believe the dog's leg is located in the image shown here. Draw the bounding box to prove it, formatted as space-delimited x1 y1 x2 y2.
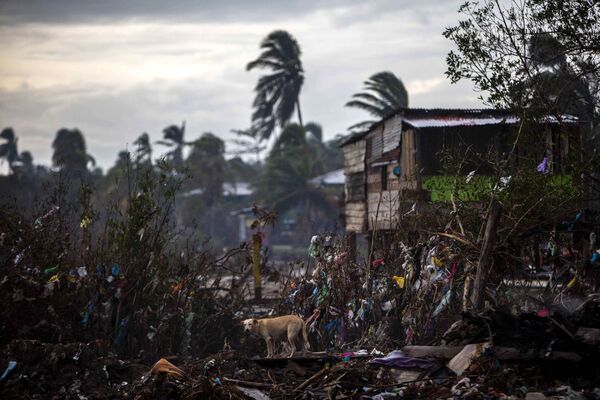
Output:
265 337 271 358
287 329 297 358
266 337 273 358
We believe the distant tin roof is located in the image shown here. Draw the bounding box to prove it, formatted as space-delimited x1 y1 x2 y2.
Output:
181 181 252 197
309 168 344 186
341 108 578 146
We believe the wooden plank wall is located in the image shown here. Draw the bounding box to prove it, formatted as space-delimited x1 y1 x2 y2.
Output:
346 172 365 202
343 140 367 232
343 122 421 233
383 115 402 153
343 140 366 173
399 129 418 190
346 202 366 232
367 126 384 162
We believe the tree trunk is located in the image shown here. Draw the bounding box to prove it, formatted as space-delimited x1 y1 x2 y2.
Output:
469 198 502 310
296 100 304 129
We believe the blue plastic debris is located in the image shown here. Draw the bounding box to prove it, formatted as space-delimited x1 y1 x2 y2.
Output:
214 377 222 385
81 301 94 324
111 264 121 277
115 316 130 346
0 361 17 383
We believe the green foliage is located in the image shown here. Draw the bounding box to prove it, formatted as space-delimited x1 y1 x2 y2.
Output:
442 0 600 253
423 175 492 202
423 174 577 204
444 0 599 121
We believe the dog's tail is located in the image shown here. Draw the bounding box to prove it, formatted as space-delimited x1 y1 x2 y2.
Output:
302 321 310 350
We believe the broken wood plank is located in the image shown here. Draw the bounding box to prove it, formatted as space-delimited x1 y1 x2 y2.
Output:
402 345 582 362
402 345 463 359
448 343 491 375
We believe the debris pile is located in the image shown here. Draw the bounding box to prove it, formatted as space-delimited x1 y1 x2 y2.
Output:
2 205 600 398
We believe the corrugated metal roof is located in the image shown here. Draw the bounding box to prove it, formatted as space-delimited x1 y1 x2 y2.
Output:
403 115 519 128
403 113 577 129
341 108 578 146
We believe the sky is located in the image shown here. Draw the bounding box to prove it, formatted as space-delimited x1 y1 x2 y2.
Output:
0 0 484 171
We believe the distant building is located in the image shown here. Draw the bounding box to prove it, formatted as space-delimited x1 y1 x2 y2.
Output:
340 108 579 234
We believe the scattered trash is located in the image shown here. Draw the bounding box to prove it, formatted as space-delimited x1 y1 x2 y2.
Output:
150 358 186 380
368 350 433 369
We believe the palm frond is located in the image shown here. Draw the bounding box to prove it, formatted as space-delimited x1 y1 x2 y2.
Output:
345 99 386 116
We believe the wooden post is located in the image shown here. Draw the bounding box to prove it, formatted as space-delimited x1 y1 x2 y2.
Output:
470 198 502 310
252 232 262 300
346 231 356 263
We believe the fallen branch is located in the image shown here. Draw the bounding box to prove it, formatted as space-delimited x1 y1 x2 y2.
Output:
222 377 276 389
294 367 328 392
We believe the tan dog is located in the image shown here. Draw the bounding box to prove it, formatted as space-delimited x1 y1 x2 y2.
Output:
242 315 310 358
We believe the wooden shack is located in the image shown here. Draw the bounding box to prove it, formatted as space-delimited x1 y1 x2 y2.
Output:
340 108 578 235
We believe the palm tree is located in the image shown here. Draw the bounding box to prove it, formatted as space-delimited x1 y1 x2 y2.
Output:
133 132 152 165
156 122 187 168
52 128 95 173
247 30 304 141
272 123 307 152
16 151 34 176
346 71 409 131
186 133 226 208
0 127 18 173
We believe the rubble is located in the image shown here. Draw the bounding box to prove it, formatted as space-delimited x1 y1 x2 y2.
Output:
1 208 600 398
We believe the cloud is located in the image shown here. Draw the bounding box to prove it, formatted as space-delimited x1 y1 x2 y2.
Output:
0 0 483 169
0 0 459 25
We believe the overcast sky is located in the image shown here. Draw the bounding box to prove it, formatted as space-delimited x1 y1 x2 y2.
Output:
0 0 483 170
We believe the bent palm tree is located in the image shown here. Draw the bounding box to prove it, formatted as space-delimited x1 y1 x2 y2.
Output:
247 30 304 141
156 122 187 168
133 132 152 165
346 71 409 131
